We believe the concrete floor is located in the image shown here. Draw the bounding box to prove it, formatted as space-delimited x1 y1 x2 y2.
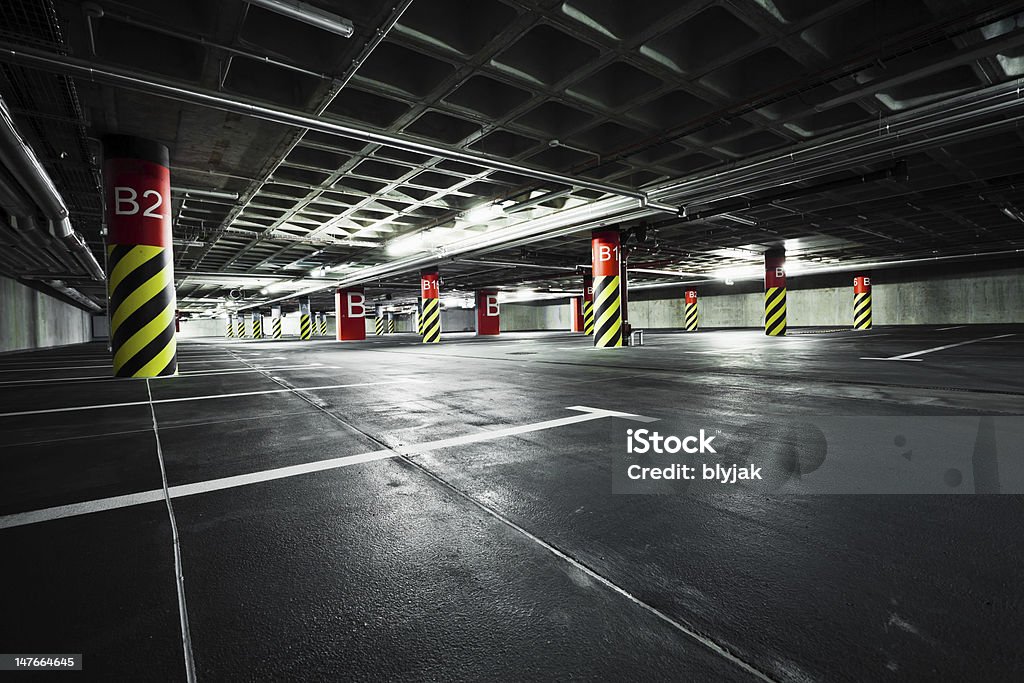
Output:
2 326 1023 680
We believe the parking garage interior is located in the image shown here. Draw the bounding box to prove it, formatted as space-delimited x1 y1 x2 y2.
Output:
2 0 1024 680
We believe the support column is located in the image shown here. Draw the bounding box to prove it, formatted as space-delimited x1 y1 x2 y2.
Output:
684 290 699 331
251 310 263 339
374 305 386 336
271 305 282 338
236 316 245 338
320 313 329 336
476 289 499 336
571 297 584 332
420 269 441 343
591 230 623 348
335 287 367 341
313 312 321 337
764 248 787 336
416 297 424 336
387 312 396 334
103 135 177 377
299 299 312 340
854 276 872 330
582 273 595 335
226 315 234 338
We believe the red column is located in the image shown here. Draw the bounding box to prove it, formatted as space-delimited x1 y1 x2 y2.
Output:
335 286 367 340
476 289 500 336
571 297 584 332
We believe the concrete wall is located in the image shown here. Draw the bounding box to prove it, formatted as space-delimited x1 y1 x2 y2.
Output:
629 266 1024 329
0 276 94 353
500 301 571 331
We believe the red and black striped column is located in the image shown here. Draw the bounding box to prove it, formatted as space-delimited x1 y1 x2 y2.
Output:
420 269 441 343
335 287 367 341
764 248 787 336
103 135 177 377
591 230 623 347
854 276 872 330
476 289 499 336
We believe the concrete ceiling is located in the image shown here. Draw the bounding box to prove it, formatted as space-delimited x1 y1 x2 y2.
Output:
2 0 1024 314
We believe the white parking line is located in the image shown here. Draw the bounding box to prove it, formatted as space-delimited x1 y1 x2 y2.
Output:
0 378 418 418
0 365 325 387
862 333 1014 361
0 406 655 529
936 325 966 331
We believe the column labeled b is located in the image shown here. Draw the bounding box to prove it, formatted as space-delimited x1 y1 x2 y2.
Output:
853 276 872 330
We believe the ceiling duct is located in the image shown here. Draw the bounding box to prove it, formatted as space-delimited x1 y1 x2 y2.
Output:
0 93 104 281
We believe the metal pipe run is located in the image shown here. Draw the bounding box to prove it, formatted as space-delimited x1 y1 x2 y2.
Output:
0 44 675 214
0 93 104 281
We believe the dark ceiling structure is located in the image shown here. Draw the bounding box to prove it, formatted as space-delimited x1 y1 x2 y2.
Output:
1 0 1024 315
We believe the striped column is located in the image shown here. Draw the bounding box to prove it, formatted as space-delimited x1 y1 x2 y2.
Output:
582 273 595 335
226 315 234 338
387 314 395 334
684 290 699 332
420 269 441 343
319 314 328 336
591 230 623 348
299 299 312 340
374 315 385 336
764 249 787 337
251 310 263 339
236 317 245 338
854 276 872 330
103 135 177 377
416 297 424 336
271 305 282 339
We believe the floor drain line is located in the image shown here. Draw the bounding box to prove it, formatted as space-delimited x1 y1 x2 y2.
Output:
225 350 778 683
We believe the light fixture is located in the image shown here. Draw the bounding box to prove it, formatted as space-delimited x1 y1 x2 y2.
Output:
244 0 354 38
465 203 504 224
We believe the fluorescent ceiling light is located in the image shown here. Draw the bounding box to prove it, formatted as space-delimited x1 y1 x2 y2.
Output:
465 203 504 224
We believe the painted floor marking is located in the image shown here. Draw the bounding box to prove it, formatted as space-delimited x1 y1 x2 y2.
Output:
0 378 416 417
862 333 1015 361
0 406 655 530
936 325 966 331
0 365 324 387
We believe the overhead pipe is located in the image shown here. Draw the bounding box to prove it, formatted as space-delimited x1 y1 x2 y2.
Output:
676 160 908 223
0 44 677 213
0 93 104 281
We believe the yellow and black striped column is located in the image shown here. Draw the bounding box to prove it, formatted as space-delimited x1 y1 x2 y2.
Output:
271 305 282 339
319 314 328 336
236 317 245 338
591 230 623 347
416 298 424 336
420 269 441 343
387 315 395 334
582 273 595 335
299 299 312 340
853 276 872 330
226 315 234 338
251 311 263 339
103 135 177 377
374 314 385 336
764 249 787 336
684 290 699 331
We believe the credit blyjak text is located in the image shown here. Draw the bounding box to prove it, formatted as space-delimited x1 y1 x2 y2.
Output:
624 428 762 484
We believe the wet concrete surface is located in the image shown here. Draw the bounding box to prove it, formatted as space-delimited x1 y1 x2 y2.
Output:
1 325 1023 680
